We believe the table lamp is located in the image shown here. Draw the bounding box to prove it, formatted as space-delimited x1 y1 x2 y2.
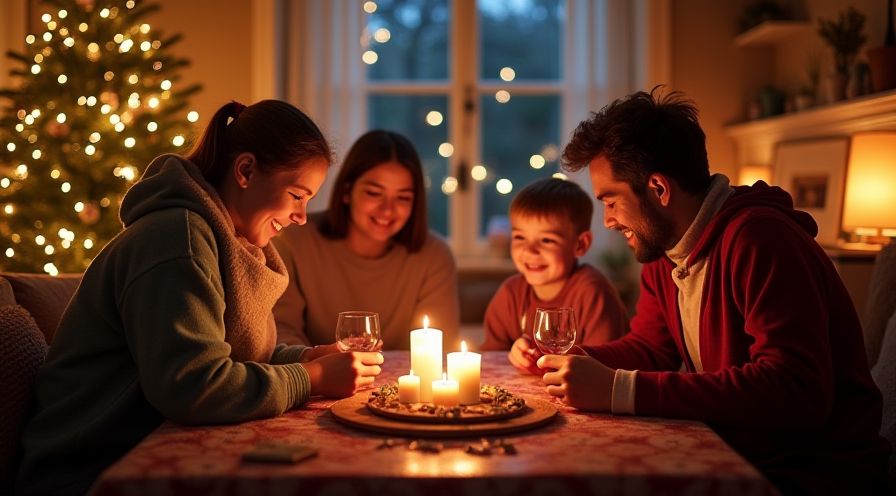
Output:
842 131 896 246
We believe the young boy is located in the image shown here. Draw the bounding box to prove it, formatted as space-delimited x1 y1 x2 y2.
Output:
481 178 628 375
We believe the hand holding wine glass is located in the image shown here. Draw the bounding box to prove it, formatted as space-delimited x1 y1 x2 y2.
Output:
335 311 381 352
533 307 577 356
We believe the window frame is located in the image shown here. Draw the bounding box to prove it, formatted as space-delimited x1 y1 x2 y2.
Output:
277 0 670 263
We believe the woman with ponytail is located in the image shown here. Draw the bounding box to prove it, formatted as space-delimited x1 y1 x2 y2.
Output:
16 100 382 496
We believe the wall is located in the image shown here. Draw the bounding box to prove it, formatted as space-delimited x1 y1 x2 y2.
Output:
149 0 254 130
667 0 762 181
0 0 28 90
667 0 889 181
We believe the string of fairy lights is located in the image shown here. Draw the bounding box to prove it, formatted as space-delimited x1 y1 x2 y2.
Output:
1 0 199 275
359 0 567 197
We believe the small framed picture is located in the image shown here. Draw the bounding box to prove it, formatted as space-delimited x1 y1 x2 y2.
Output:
772 137 850 247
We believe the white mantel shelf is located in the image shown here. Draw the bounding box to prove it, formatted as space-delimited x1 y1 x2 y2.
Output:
725 89 896 165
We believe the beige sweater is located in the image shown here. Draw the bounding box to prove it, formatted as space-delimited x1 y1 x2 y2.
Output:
273 212 460 350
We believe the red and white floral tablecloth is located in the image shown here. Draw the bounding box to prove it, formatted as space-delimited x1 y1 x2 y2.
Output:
91 351 778 495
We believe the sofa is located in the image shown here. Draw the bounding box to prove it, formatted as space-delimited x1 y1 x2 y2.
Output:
0 273 81 494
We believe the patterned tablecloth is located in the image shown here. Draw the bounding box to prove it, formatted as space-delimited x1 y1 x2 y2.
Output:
92 351 778 496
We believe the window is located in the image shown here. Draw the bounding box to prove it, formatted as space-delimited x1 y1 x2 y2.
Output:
284 0 657 259
362 0 566 248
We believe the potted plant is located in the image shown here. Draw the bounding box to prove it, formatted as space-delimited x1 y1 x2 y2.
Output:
868 0 896 92
818 6 867 100
795 54 822 110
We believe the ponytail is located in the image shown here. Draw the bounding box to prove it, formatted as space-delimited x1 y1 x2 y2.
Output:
186 100 330 186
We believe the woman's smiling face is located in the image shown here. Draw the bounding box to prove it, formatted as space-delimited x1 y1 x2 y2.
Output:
346 160 415 246
233 156 329 247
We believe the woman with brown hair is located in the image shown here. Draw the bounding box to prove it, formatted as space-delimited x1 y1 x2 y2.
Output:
17 100 383 496
274 130 459 350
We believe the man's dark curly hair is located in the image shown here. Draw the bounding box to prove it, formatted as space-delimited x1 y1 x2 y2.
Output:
561 86 711 196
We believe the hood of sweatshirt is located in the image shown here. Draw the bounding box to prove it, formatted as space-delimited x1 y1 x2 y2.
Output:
688 180 818 265
119 154 287 363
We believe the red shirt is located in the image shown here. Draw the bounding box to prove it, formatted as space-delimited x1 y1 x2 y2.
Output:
481 264 628 351
584 182 890 494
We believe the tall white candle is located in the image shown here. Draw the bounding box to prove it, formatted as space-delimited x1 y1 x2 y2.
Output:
447 340 481 405
431 372 459 407
410 315 442 402
398 370 421 403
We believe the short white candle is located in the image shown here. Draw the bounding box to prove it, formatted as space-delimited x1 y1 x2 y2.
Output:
447 340 481 405
431 372 459 407
398 370 421 404
410 315 442 402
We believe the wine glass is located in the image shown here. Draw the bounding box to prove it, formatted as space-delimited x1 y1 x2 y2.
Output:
533 307 577 355
335 311 381 351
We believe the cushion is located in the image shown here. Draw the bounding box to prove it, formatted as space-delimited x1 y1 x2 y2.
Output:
1 273 80 344
0 304 49 493
0 277 15 307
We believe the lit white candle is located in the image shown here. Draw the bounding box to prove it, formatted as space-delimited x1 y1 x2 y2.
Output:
398 370 421 404
410 315 442 402
447 341 481 405
431 372 459 407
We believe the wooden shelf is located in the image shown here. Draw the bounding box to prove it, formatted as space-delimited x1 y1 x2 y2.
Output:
725 89 896 143
734 21 812 47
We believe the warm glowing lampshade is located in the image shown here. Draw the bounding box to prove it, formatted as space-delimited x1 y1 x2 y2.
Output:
842 132 896 235
737 165 772 186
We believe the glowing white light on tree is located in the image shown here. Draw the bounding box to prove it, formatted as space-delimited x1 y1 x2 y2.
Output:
471 165 487 181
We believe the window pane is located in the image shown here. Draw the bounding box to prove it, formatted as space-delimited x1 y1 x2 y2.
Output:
364 0 450 81
478 94 561 236
368 94 450 235
478 0 564 81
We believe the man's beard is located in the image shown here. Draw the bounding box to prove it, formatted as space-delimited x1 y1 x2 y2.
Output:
630 198 675 263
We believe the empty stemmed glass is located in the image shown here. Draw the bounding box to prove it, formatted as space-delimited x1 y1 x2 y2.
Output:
532 307 577 355
335 311 381 352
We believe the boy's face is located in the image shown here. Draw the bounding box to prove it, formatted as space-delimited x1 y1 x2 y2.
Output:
510 212 591 298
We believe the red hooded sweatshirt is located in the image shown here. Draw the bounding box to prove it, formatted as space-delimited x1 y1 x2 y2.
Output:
583 181 890 494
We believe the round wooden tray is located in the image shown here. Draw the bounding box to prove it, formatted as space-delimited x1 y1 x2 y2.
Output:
330 393 557 438
365 400 526 424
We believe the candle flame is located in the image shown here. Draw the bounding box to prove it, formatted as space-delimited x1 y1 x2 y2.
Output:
410 369 414 376
461 340 467 353
442 372 447 381
423 315 429 329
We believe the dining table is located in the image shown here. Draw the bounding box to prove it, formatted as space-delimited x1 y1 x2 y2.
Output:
91 351 778 495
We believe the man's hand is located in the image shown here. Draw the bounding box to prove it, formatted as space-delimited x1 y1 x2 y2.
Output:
508 336 543 375
537 354 615 412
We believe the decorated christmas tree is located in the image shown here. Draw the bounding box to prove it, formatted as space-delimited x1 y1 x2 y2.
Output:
0 0 201 274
